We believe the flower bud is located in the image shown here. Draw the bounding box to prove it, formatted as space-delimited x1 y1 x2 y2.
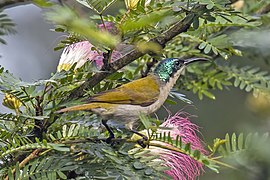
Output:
2 93 22 110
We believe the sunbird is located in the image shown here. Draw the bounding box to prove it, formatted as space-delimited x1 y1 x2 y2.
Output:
57 57 208 142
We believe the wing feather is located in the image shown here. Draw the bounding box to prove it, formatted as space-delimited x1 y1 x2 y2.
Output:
86 75 160 106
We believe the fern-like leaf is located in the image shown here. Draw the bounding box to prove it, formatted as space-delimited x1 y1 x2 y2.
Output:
76 0 117 14
216 132 269 157
0 11 16 44
7 157 77 180
0 137 69 159
221 65 270 96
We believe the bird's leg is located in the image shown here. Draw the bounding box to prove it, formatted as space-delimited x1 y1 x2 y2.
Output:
130 129 148 148
101 120 115 144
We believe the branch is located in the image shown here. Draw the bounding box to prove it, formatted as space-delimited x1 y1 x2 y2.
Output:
4 149 41 180
257 3 270 15
67 13 196 100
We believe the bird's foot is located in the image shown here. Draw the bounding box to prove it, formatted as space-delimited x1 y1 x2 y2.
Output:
137 138 147 148
130 129 148 148
105 133 115 145
105 136 114 144
102 120 117 145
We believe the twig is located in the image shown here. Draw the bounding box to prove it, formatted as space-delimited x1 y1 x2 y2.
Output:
62 137 133 144
141 58 158 77
33 96 44 139
102 49 112 70
4 149 41 180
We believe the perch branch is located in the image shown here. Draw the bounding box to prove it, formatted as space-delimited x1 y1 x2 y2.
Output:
67 13 196 100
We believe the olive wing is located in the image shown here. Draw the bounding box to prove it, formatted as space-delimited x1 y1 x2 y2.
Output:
86 75 160 107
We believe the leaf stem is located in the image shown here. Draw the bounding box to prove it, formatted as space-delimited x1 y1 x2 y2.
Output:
4 149 41 180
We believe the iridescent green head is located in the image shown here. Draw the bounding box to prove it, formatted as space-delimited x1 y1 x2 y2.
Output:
154 57 209 82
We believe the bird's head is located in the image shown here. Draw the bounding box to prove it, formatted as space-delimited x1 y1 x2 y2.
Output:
154 57 209 82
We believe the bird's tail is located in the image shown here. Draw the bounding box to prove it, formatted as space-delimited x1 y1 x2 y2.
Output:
56 103 100 113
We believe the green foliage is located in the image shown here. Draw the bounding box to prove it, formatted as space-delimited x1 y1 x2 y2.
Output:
76 0 118 14
175 62 232 99
6 157 77 180
33 0 54 8
120 9 170 33
53 33 82 51
221 65 270 96
208 132 270 170
0 11 16 45
1 0 270 179
47 6 120 49
215 133 269 156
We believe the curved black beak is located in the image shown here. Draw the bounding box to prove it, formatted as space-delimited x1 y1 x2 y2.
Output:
183 57 210 65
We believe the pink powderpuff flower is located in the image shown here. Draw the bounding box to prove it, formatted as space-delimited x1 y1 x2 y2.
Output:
150 112 207 180
57 22 122 71
57 41 102 72
57 40 122 71
98 22 119 35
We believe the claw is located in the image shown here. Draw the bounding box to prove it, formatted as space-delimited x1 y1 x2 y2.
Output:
105 134 115 144
130 129 148 148
137 139 147 148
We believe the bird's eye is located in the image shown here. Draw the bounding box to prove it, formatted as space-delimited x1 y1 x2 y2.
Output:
175 60 180 66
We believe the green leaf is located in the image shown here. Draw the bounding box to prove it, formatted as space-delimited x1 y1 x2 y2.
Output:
67 124 76 137
203 90 215 100
77 0 117 14
15 162 20 179
231 133 237 152
62 124 67 138
8 168 13 179
206 3 214 9
46 6 120 48
121 9 169 33
225 133 231 152
238 133 244 150
57 171 67 179
204 44 212 54
198 42 207 50
245 133 253 148
193 150 201 160
144 168 153 175
133 161 145 170
33 0 54 7
193 17 199 29
49 143 70 152
139 114 152 129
